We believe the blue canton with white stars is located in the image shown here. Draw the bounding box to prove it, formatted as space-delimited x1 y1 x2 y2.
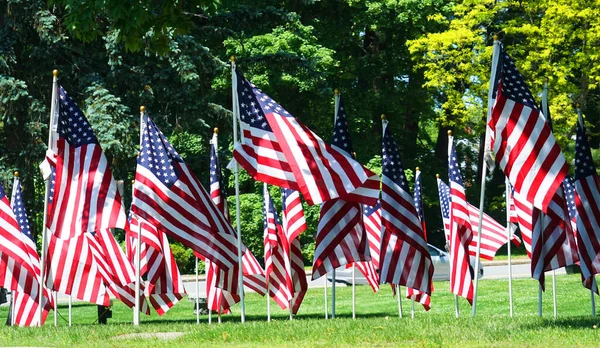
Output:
414 172 424 221
12 179 33 242
210 142 226 199
57 86 98 146
438 180 451 220
492 47 539 111
448 141 465 187
363 201 381 217
236 69 292 132
332 97 354 156
281 188 292 212
138 115 183 188
48 166 56 205
575 117 597 180
562 176 577 221
382 127 410 192
263 191 281 228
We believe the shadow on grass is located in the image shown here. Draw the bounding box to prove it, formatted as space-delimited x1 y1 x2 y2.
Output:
520 317 599 330
137 311 394 325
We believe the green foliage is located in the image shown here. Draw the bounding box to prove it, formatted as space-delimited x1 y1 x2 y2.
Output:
169 242 197 274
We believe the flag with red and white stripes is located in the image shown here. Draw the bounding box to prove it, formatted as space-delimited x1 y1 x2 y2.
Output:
572 114 600 291
282 188 308 314
312 96 372 280
379 121 433 296
509 187 533 257
131 115 241 294
406 168 431 310
489 45 568 213
363 202 382 271
264 186 293 310
202 132 266 313
438 178 520 260
0 178 53 326
231 67 379 206
530 186 579 289
47 85 127 239
447 135 474 304
127 215 185 315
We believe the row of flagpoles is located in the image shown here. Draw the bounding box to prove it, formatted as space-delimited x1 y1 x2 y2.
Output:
3 34 600 327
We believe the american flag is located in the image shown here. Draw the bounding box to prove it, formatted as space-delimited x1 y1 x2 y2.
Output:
379 121 433 296
0 177 53 326
438 178 520 260
263 185 293 310
126 215 185 315
447 135 474 304
406 168 431 310
281 188 308 314
563 177 578 232
489 46 568 213
312 96 371 280
231 67 380 206
203 132 266 313
363 202 382 271
131 115 241 294
573 113 600 291
509 187 533 257
47 85 127 239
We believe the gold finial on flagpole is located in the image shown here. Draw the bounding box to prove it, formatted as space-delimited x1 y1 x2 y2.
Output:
131 179 135 185
214 127 219 134
447 130 453 136
381 114 386 120
230 56 236 62
493 34 499 41
436 173 440 178
576 103 581 109
52 70 59 77
140 106 146 113
353 152 357 158
416 167 420 171
334 89 340 95
14 171 19 178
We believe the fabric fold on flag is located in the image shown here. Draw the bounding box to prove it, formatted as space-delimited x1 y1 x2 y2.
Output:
379 121 433 299
282 188 308 314
488 45 568 213
572 114 600 292
406 168 431 310
131 114 242 295
447 135 474 304
126 215 185 315
0 178 53 326
438 179 520 260
202 134 266 314
264 185 293 310
231 67 379 206
312 96 372 280
46 85 127 239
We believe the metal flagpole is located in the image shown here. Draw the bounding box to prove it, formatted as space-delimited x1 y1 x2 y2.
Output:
397 285 403 318
454 295 459 318
39 69 59 326
541 81 558 320
506 177 514 317
230 56 246 323
538 212 544 318
411 298 415 319
324 272 328 319
218 309 222 324
195 257 200 325
472 37 501 317
330 89 341 320
592 277 597 318
265 185 271 322
352 264 356 320
133 106 145 326
68 295 72 326
53 291 57 326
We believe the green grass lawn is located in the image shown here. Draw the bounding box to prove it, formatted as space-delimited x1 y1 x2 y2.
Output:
0 274 598 347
